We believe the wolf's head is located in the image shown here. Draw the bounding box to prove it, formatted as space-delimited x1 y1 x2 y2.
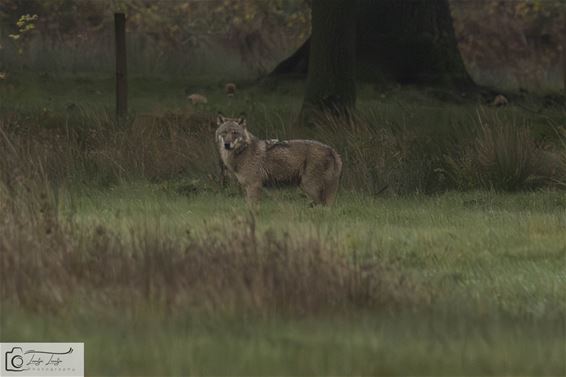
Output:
215 112 251 151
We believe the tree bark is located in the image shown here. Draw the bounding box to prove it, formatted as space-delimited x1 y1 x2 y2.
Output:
302 0 357 117
272 0 473 88
270 38 310 77
563 36 566 91
115 13 128 118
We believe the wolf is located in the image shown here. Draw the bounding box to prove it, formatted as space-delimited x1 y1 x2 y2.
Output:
215 113 342 206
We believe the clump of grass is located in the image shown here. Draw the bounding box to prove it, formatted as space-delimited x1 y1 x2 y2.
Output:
312 109 453 195
89 108 218 182
311 110 392 194
552 126 566 187
0 106 220 188
311 108 566 194
445 112 566 191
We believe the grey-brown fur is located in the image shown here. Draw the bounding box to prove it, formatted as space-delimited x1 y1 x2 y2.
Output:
215 113 342 206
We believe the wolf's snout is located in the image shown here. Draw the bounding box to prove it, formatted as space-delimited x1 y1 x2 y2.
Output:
224 143 232 150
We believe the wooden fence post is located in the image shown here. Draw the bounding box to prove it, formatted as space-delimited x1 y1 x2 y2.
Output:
115 13 127 118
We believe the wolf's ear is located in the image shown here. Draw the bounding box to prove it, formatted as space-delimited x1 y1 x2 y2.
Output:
237 112 247 128
217 112 226 126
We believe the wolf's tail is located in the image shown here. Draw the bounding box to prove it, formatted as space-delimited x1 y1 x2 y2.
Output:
322 149 343 206
331 149 343 181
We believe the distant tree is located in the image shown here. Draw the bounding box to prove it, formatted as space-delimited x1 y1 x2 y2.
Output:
0 0 310 75
302 0 357 115
453 0 565 91
274 0 475 115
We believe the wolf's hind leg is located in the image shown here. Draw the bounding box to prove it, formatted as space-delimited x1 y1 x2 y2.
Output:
321 178 339 206
300 177 324 205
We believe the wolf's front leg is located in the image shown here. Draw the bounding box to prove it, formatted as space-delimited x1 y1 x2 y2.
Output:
219 159 227 188
244 183 262 206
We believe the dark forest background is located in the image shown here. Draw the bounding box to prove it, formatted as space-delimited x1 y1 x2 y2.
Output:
1 0 564 91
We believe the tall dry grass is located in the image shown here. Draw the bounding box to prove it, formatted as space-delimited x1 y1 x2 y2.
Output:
0 106 564 197
0 183 431 317
312 110 446 194
0 106 219 188
444 112 566 191
312 109 566 194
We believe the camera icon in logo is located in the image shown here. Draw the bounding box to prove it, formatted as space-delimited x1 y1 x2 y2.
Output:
5 347 27 372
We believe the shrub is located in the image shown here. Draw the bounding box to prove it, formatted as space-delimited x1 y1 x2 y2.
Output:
312 109 451 195
445 112 565 191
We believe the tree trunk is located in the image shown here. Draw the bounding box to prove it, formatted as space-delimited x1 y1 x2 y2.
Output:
302 0 357 117
563 36 566 92
272 0 473 88
114 13 128 118
270 38 310 77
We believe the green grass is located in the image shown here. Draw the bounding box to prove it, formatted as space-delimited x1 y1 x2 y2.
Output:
2 309 564 376
3 185 565 375
3 73 564 125
67 185 566 313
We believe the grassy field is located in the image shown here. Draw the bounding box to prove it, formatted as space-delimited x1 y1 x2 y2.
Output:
2 185 566 375
1 75 566 375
